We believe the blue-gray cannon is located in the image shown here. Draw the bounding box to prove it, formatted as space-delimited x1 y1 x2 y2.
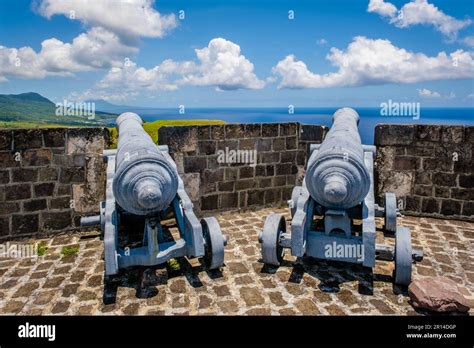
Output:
81 112 227 276
259 107 423 286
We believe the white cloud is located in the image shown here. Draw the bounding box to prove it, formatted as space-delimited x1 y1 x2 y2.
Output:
89 38 264 94
272 36 474 89
368 0 471 39
462 36 474 48
417 88 441 98
316 38 328 45
0 28 136 81
368 0 397 18
35 0 177 40
179 38 265 90
418 88 456 99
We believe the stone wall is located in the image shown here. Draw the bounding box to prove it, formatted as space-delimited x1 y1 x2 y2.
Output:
375 124 473 220
0 128 108 240
159 123 327 213
2 122 472 240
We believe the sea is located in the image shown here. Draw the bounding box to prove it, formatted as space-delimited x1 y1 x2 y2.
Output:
132 107 474 144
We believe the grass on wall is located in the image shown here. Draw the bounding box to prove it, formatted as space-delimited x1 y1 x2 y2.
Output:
107 119 226 148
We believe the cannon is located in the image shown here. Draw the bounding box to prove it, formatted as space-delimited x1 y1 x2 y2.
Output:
81 112 227 276
259 107 423 286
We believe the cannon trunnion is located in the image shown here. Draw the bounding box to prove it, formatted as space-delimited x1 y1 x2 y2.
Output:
259 107 423 286
81 112 227 276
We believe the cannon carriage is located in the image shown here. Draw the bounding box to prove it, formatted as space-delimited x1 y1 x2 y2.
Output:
81 112 227 276
259 108 423 286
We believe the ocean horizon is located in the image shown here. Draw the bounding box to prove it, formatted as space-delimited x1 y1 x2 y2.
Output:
131 107 474 144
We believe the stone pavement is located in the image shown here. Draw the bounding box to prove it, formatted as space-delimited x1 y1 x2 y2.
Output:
0 208 473 315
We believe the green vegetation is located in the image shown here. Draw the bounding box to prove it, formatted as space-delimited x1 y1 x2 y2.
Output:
0 92 115 127
36 241 49 256
107 119 226 148
61 244 80 257
167 258 181 272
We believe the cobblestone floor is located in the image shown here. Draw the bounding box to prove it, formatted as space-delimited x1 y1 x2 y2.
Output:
1 208 473 315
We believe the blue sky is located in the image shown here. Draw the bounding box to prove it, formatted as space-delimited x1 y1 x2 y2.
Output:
0 0 473 107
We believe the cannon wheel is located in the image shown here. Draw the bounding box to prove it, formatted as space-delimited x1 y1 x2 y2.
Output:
261 213 285 266
201 217 225 270
384 192 397 233
394 226 412 286
290 186 302 218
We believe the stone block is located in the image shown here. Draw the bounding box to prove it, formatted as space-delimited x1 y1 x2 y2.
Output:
67 128 107 155
210 125 225 140
225 124 245 138
0 216 9 236
0 170 10 184
60 167 85 184
219 192 238 209
12 214 39 235
201 195 218 210
374 125 414 146
404 195 421 212
279 123 298 136
184 156 207 173
0 202 20 215
300 125 326 142
239 166 254 179
459 174 474 188
285 136 297 150
421 197 440 214
22 149 52 166
11 168 38 182
23 199 47 212
34 183 55 197
183 173 200 202
256 138 272 152
441 127 464 144
261 152 279 164
440 200 462 216
13 129 42 150
432 173 457 187
38 168 58 181
414 185 432 197
42 211 72 230
415 125 441 142
393 156 419 171
0 130 12 151
43 129 66 147
196 126 210 140
218 181 234 192
5 184 31 201
235 179 256 191
198 141 216 155
239 138 256 150
244 124 261 137
262 124 279 137
50 196 71 210
247 190 264 206
0 151 20 167
462 201 474 216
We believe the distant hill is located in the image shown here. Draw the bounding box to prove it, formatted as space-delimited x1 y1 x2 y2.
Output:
85 99 150 114
0 92 117 127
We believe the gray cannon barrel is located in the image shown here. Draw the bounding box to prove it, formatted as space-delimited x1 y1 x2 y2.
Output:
306 107 370 209
113 112 179 215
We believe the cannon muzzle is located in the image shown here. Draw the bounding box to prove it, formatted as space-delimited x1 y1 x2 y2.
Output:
112 112 179 215
306 107 370 209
